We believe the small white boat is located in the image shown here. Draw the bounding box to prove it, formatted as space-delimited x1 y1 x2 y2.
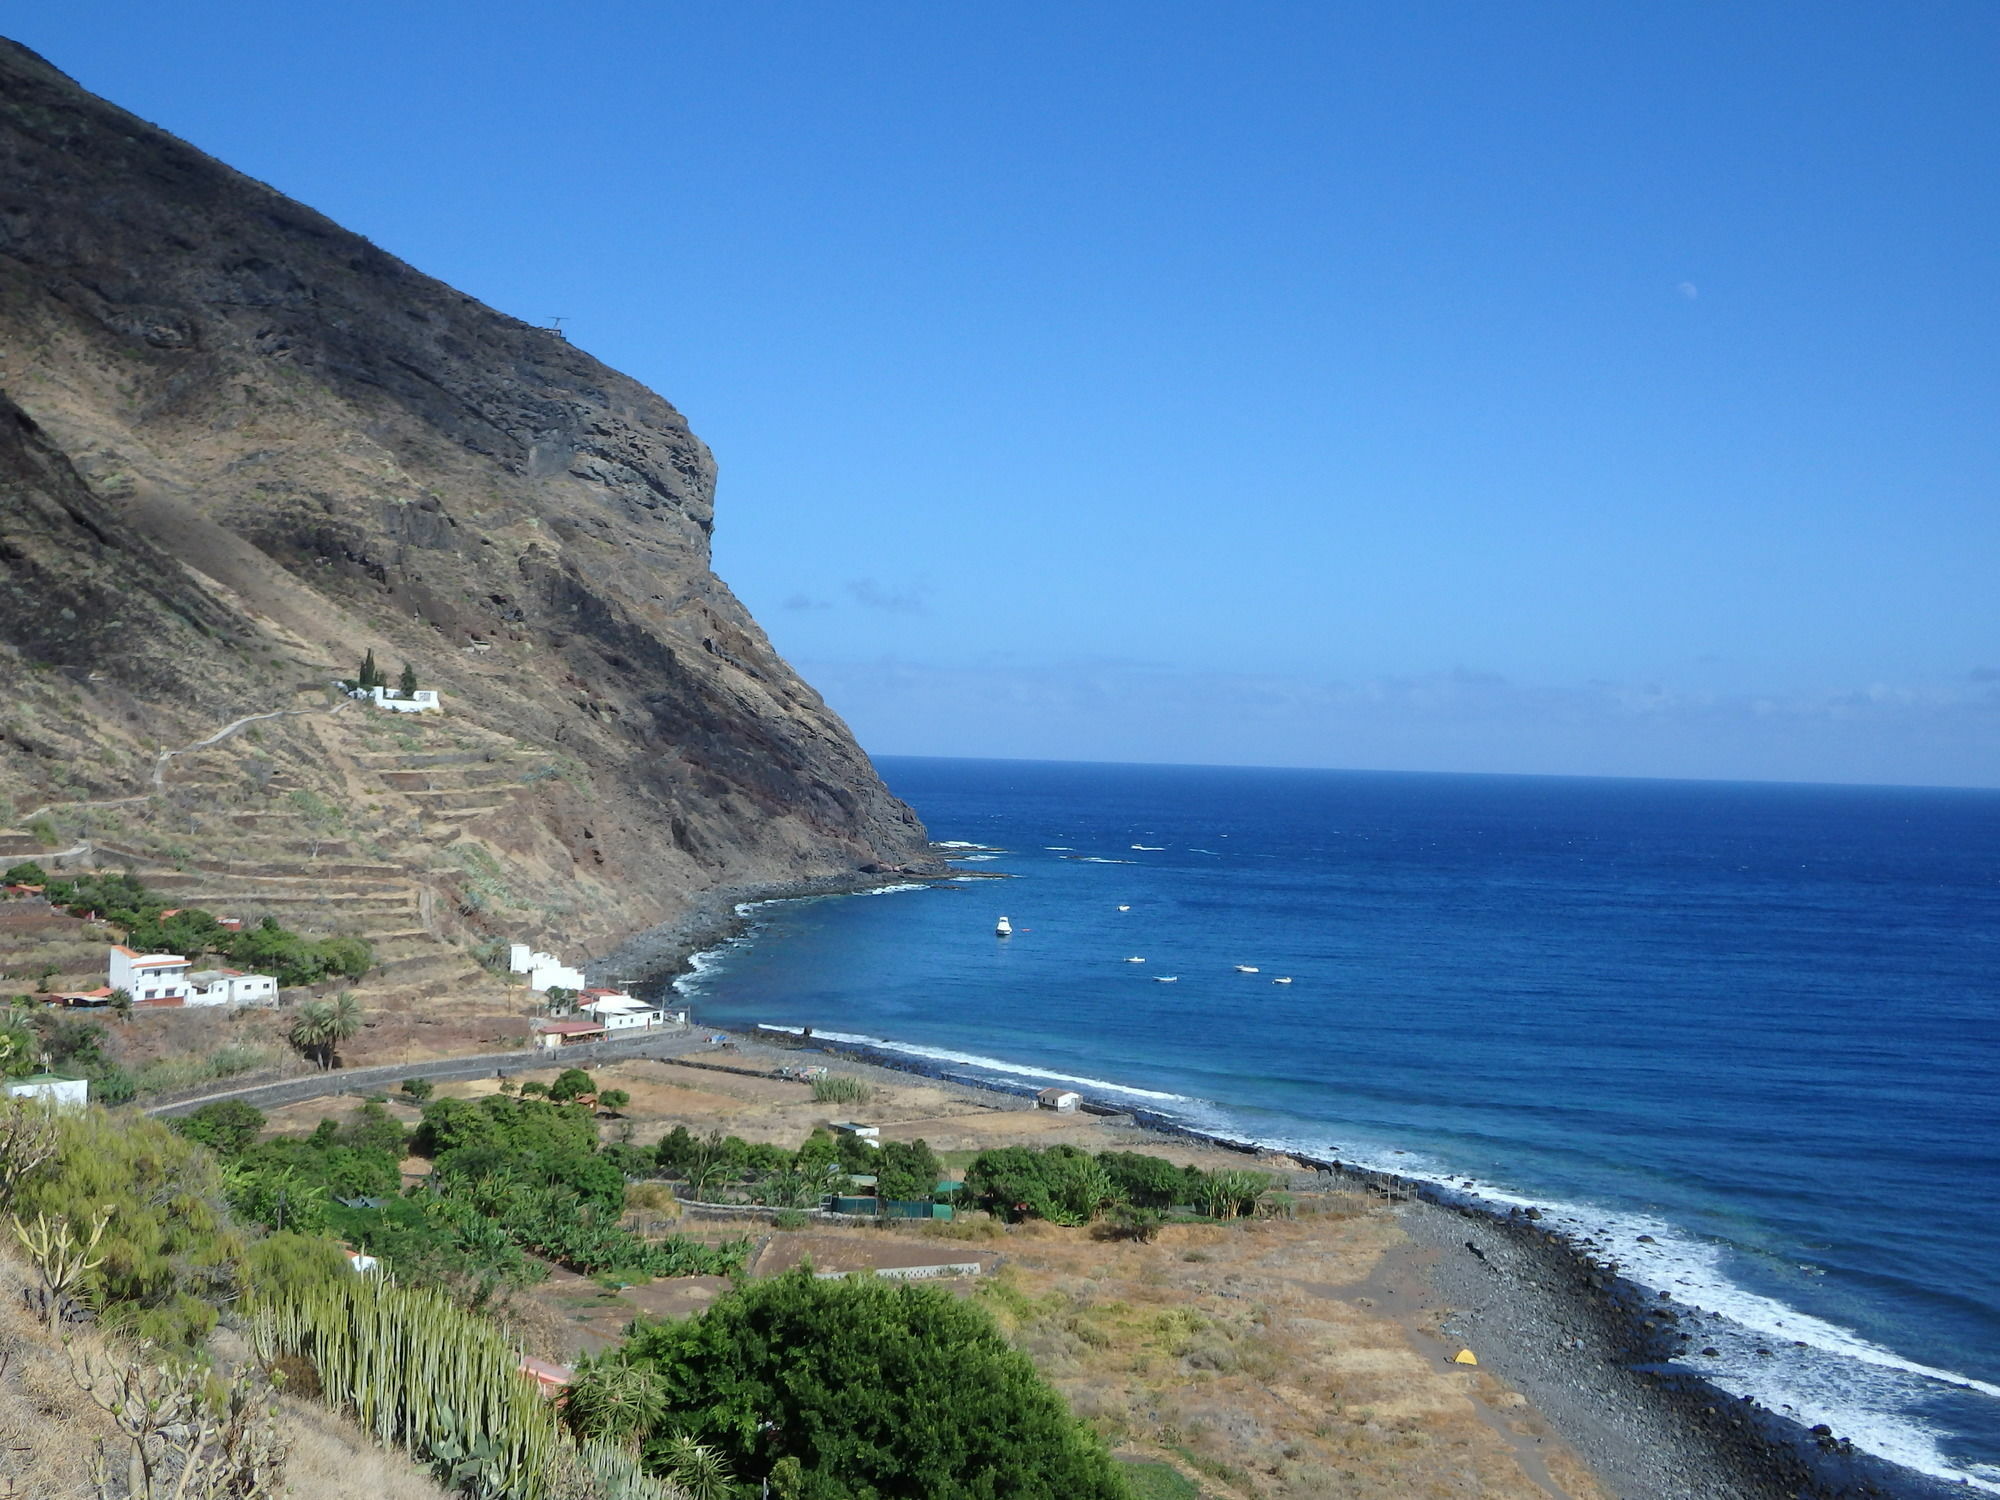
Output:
1271 977 1293 985
995 916 1013 937
1131 844 1164 850
1234 965 1260 974
1124 956 1145 964
1153 975 1179 983
1116 905 1130 912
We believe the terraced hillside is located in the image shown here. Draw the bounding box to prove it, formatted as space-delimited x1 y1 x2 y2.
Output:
1 694 661 1060
0 37 937 994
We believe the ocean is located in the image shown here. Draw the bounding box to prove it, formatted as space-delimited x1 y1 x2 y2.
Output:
669 756 2000 1493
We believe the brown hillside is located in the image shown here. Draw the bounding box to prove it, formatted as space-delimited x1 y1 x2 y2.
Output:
0 37 934 976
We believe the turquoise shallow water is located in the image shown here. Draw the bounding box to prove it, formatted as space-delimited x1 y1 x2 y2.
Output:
668 756 2000 1492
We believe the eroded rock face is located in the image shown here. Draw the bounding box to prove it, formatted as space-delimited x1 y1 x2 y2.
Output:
0 37 934 946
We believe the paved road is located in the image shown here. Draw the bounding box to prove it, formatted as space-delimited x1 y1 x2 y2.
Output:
141 1025 723 1117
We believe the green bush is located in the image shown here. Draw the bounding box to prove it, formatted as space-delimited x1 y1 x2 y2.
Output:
965 1145 1119 1226
874 1139 943 1203
810 1074 872 1106
174 1099 266 1157
401 1076 435 1103
13 1106 243 1348
603 1267 1131 1498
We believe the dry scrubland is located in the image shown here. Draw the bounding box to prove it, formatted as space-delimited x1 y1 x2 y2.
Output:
413 1048 1616 1500
0 1246 443 1499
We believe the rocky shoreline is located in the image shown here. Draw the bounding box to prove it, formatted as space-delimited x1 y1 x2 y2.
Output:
663 1016 1950 1500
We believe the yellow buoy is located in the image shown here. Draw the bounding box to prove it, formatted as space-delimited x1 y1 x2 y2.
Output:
1452 1349 1479 1365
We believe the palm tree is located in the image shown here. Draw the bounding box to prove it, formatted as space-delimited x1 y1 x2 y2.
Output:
287 991 364 1069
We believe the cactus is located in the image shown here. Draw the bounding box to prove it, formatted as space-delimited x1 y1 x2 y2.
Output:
13 1205 110 1324
256 1276 682 1500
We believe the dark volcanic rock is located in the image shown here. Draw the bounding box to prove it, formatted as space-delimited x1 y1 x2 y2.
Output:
0 37 934 945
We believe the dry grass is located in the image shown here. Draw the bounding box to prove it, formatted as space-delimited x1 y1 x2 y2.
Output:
0 1246 445 1498
973 1208 1612 1500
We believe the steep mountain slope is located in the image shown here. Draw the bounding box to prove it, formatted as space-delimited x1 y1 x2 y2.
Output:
0 38 933 966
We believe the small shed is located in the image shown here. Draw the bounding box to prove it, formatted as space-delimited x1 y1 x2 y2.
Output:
1036 1087 1082 1112
828 1121 881 1147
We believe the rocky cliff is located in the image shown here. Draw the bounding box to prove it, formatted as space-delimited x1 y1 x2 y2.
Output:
0 38 933 966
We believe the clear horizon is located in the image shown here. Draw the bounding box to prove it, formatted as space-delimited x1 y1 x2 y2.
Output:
870 748 2000 795
13 4 1999 787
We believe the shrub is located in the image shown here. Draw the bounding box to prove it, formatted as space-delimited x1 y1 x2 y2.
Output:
610 1267 1131 1497
1098 1151 1195 1211
810 1074 872 1106
400 1077 434 1103
772 1208 809 1231
548 1067 596 1103
14 1106 242 1348
965 1145 1119 1226
874 1139 943 1203
174 1099 266 1157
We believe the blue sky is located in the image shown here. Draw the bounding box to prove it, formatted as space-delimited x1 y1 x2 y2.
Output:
15 3 1999 784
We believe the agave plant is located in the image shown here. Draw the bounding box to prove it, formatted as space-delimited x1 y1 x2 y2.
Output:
562 1357 666 1449
652 1434 733 1500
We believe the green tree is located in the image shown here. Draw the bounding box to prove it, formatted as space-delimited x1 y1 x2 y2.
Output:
398 660 419 696
174 1100 266 1157
965 1145 1119 1225
286 991 363 1069
3 861 49 885
1098 1151 1196 1211
613 1267 1130 1497
548 1067 596 1104
357 649 382 690
874 1139 942 1203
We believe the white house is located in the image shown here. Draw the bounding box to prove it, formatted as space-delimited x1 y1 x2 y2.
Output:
7 1075 88 1110
1036 1087 1082 1112
578 988 669 1032
350 685 442 714
509 943 586 993
108 945 191 1005
185 969 280 1007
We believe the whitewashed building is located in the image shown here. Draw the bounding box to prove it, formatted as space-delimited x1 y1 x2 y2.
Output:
350 685 442 714
509 943 586 993
185 969 280 1007
1036 1087 1082 1112
579 990 667 1032
107 945 190 1004
6 1075 87 1110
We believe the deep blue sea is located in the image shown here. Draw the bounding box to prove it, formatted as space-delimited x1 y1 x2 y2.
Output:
671 757 2000 1491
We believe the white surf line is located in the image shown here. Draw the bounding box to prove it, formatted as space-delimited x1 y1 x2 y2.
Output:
758 1024 1195 1103
1240 1124 2000 1491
